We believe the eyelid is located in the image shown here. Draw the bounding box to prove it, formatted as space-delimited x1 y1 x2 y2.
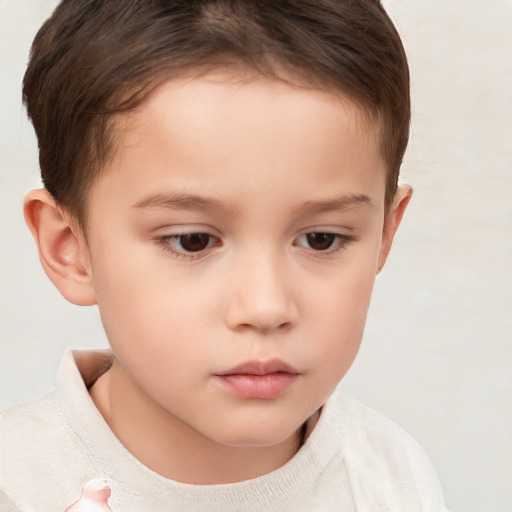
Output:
154 226 222 261
293 230 355 256
152 225 355 261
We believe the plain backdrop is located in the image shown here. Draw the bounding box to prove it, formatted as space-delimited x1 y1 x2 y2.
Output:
1 1 511 511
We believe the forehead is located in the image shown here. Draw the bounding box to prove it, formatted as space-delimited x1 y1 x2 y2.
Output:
87 71 385 222
114 64 380 142
114 70 379 162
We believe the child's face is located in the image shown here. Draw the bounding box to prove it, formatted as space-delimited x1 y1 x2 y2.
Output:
79 71 403 448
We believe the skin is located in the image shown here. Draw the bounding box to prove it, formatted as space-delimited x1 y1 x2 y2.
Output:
25 71 411 485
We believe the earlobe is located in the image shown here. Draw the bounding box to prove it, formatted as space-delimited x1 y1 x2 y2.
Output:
377 185 412 273
24 189 97 306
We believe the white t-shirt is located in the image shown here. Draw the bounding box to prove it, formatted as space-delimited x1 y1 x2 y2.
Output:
0 350 448 511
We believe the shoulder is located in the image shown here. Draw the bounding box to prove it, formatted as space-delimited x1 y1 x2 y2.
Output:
2 389 61 430
0 391 71 478
0 391 97 511
325 387 448 511
1 391 65 467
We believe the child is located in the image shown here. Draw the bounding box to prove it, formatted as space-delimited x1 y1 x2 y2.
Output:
0 1 448 510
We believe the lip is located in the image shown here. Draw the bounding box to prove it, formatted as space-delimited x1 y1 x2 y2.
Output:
214 359 300 400
217 359 299 376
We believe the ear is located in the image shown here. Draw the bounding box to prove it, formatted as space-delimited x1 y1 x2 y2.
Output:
377 185 412 273
24 189 97 306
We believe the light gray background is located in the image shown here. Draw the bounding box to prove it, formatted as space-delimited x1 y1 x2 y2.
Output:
1 1 511 511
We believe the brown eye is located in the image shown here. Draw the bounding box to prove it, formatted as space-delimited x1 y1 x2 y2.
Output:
305 233 336 251
177 233 211 252
158 232 220 259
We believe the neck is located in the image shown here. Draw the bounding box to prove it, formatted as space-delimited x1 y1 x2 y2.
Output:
89 358 311 485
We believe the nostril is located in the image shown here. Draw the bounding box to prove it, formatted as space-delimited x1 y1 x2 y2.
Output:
237 318 293 334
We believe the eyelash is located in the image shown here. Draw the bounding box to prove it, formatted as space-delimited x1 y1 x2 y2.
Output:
294 232 354 256
155 232 354 261
156 233 221 261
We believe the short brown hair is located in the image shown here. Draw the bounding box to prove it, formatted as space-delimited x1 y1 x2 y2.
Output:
23 0 410 225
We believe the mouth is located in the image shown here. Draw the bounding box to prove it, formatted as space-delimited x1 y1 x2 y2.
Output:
214 359 300 400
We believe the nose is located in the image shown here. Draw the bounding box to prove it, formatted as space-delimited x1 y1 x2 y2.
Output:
224 250 298 334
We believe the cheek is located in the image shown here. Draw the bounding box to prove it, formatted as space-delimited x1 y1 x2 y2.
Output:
306 255 378 378
92 237 205 317
90 247 219 373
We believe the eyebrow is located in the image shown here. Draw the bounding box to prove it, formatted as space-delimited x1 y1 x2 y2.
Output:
132 192 373 215
132 193 238 215
296 194 374 215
